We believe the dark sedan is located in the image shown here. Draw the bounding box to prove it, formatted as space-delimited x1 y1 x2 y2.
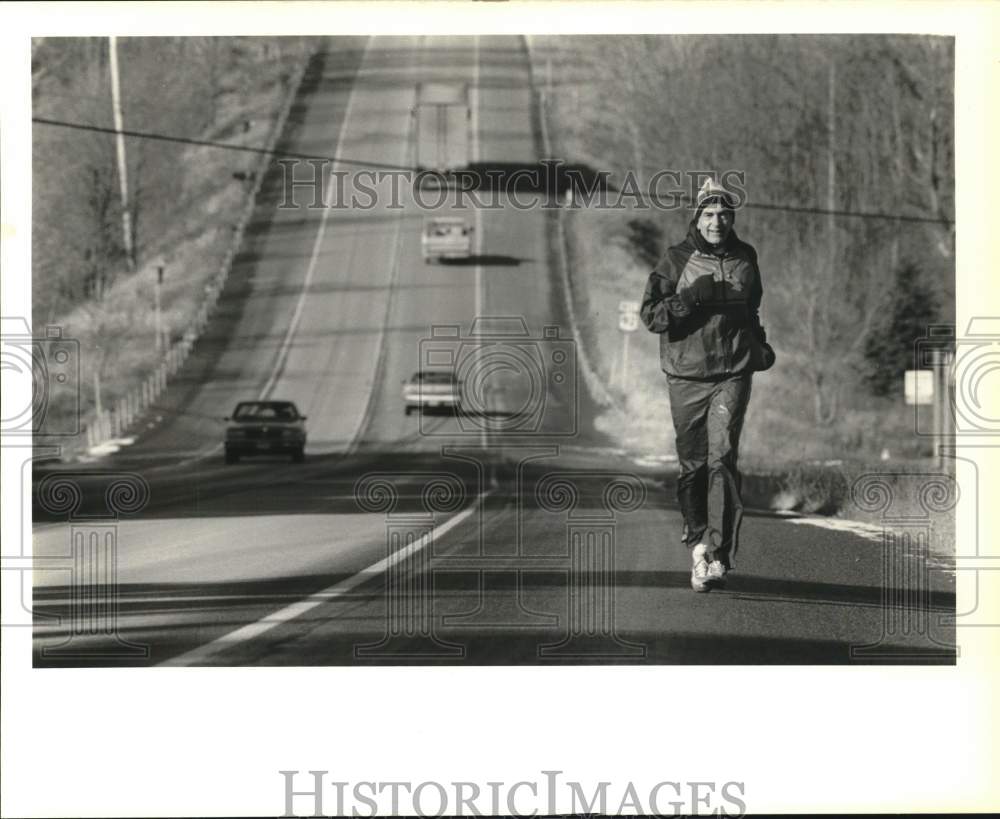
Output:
224 400 307 463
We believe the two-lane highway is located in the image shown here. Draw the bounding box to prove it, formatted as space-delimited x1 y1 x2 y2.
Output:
31 35 956 667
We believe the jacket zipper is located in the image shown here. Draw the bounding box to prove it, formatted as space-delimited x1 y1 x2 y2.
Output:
718 256 731 373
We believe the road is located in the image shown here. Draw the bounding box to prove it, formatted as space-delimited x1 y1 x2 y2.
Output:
30 35 956 666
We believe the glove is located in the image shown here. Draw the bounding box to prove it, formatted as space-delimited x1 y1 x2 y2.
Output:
755 341 776 371
665 294 692 319
748 320 775 371
678 274 715 310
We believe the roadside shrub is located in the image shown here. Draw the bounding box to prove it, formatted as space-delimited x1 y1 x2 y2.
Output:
776 463 851 515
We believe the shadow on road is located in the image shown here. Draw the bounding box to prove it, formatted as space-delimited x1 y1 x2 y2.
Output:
31 452 956 668
437 254 529 267
32 564 956 668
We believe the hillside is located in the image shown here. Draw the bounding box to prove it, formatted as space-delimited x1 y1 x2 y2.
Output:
31 37 321 443
529 34 955 465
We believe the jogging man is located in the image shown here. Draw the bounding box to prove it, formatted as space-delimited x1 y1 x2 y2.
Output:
640 178 773 591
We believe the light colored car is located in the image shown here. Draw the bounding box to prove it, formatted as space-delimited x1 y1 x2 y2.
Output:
224 400 307 463
402 370 462 415
421 216 473 263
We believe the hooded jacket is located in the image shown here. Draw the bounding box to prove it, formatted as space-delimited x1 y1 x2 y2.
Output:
641 221 765 379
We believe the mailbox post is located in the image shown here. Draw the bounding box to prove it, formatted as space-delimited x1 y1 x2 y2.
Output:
155 265 164 352
905 350 952 467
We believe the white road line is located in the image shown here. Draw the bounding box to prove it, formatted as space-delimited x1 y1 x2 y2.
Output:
343 43 419 454
343 203 406 455
160 488 492 666
471 35 487 451
159 39 496 667
260 36 371 402
158 37 371 470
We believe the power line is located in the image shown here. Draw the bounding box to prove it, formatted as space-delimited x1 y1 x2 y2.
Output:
616 181 953 225
32 115 955 226
32 115 412 173
741 199 952 226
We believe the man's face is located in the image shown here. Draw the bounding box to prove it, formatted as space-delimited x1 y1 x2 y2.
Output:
697 203 734 246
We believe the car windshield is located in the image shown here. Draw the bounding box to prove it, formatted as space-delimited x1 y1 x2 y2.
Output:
427 221 464 236
413 372 456 384
232 402 299 421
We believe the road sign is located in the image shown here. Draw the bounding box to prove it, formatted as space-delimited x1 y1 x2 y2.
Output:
618 300 640 333
904 369 933 405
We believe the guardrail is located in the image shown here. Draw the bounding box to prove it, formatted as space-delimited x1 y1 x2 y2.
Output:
81 57 311 454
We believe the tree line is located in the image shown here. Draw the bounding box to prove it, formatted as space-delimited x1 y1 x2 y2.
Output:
31 37 312 324
544 33 954 424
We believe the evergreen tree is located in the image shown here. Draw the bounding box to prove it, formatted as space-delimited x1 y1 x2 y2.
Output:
862 263 940 396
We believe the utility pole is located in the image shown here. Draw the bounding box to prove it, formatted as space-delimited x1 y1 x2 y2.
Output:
109 36 135 271
827 57 837 265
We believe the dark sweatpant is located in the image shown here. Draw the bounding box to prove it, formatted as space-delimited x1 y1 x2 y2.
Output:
666 371 753 568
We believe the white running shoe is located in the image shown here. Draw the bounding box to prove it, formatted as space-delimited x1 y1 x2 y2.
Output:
691 543 710 592
707 560 727 587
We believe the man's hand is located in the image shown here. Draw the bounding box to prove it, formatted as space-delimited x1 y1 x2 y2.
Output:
678 274 715 309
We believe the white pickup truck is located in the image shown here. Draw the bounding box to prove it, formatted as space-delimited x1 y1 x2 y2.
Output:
421 216 474 263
